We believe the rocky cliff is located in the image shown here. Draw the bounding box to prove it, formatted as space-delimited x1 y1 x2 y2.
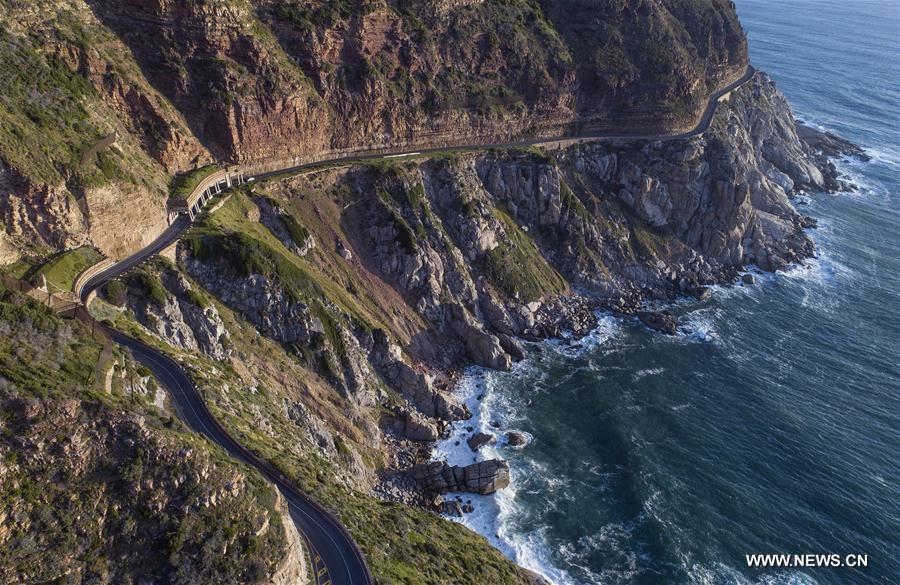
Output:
0 1 866 583
1 0 746 262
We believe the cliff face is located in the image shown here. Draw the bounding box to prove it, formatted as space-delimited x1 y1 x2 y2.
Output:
1 2 862 583
0 0 208 261
1 0 747 262
86 0 747 164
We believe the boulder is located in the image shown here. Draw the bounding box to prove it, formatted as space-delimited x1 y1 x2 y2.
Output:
463 460 511 494
637 311 678 335
449 304 512 371
505 431 529 447
466 432 496 451
497 333 525 361
397 410 439 442
741 273 756 285
411 459 510 495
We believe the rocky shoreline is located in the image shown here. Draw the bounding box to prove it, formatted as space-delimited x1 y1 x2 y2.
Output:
384 108 868 517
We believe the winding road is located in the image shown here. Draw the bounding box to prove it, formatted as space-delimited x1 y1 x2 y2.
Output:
105 329 371 585
76 64 757 585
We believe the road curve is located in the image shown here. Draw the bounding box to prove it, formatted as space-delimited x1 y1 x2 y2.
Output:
78 216 192 302
81 222 374 585
105 328 373 585
79 65 757 585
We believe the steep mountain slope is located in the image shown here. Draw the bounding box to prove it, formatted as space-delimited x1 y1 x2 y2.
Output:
1 0 746 262
0 2 863 584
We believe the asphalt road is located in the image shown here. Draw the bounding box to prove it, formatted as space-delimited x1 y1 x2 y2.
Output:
78 216 191 303
106 328 373 585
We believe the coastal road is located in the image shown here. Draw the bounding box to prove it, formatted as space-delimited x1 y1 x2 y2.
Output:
78 215 190 302
79 65 756 297
77 64 757 585
105 328 373 585
251 66 757 181
80 222 374 585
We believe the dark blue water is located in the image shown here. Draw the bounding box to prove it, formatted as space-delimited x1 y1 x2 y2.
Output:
436 2 900 583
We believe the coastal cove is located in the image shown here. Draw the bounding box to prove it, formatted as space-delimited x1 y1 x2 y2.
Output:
433 1 900 584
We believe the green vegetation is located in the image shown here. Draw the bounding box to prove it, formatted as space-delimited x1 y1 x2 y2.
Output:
560 179 592 222
281 213 311 248
105 279 128 306
378 196 419 255
184 286 211 309
169 165 219 200
0 257 37 280
0 28 103 186
130 270 168 305
34 246 104 293
482 206 568 302
631 222 673 259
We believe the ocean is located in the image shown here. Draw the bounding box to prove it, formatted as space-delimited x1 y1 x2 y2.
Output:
433 1 900 584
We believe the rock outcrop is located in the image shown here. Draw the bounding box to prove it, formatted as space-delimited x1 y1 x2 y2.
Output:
411 459 511 495
116 264 232 361
467 431 497 451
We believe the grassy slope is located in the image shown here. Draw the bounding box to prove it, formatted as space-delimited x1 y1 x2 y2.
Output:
170 165 220 200
0 12 168 193
35 246 104 292
483 206 568 302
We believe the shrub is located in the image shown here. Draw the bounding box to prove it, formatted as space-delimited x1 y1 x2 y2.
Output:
106 279 127 307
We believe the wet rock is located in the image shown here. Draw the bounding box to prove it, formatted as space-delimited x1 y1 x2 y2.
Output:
467 432 496 451
741 273 756 285
443 499 464 517
637 311 679 335
505 431 529 447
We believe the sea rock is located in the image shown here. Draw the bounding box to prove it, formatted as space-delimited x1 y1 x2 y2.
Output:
637 311 679 335
443 499 464 517
411 459 510 495
505 431 529 447
741 273 756 285
467 432 496 451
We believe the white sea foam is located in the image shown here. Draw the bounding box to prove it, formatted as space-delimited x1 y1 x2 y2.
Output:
631 367 665 381
676 310 720 343
432 314 622 584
